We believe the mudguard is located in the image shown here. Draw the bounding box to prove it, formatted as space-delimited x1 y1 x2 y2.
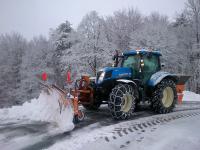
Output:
117 79 137 87
147 71 177 87
116 79 139 98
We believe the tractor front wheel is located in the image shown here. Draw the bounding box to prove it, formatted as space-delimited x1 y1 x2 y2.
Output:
151 79 177 113
108 84 136 120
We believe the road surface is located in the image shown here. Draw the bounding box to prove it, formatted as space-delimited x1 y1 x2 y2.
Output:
0 102 200 150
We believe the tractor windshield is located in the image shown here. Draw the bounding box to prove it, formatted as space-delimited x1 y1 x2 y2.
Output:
121 54 160 82
121 55 140 76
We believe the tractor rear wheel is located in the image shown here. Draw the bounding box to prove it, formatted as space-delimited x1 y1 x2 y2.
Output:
151 79 177 113
108 84 136 120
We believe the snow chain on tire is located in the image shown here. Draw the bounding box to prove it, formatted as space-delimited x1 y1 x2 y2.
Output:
108 84 136 120
151 79 177 113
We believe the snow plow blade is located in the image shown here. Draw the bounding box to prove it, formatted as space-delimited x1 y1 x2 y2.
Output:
39 82 85 124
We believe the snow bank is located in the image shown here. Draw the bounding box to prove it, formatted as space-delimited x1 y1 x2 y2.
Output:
0 90 74 132
183 91 200 101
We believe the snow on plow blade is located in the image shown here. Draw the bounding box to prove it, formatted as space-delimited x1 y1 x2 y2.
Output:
40 82 70 114
0 83 75 132
39 82 85 124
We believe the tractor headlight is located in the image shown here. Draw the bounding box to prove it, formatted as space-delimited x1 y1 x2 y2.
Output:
97 72 105 84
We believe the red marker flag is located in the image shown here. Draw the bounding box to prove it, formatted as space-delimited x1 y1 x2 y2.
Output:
41 72 47 81
67 70 71 83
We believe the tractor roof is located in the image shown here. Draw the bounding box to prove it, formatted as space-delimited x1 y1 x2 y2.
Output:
123 49 162 56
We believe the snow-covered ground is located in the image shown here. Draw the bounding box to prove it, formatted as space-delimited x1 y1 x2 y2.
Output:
45 91 200 150
183 91 200 102
0 90 74 132
45 109 200 150
0 90 199 150
82 111 200 150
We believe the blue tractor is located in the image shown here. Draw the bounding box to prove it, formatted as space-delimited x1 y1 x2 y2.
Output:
77 49 190 120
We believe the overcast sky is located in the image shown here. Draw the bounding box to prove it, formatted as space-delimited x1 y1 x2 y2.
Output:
0 0 186 40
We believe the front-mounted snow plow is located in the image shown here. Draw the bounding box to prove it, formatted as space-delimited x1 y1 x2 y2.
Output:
39 72 85 124
39 74 99 123
39 49 191 124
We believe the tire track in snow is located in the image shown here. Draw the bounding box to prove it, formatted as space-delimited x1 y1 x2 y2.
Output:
103 109 200 147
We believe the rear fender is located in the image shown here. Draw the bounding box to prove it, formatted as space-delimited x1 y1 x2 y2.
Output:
148 72 191 104
147 71 177 87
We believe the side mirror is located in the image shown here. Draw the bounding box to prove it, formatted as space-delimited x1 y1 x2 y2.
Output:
161 63 165 67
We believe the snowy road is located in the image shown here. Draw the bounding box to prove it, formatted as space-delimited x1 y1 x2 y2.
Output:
82 109 200 150
0 101 200 150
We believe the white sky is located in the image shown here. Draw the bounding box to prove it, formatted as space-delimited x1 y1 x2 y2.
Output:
0 0 186 40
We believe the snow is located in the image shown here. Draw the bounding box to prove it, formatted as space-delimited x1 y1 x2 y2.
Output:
125 114 200 150
0 90 200 150
137 118 200 150
45 123 113 150
183 91 200 101
0 134 44 150
45 109 200 150
0 90 74 132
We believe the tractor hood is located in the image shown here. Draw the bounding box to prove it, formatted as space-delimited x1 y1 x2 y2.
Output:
96 67 132 84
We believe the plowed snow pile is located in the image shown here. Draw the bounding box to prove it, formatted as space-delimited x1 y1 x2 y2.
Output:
0 90 74 132
183 91 200 101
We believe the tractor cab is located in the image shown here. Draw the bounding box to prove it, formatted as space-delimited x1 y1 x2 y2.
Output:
113 49 162 85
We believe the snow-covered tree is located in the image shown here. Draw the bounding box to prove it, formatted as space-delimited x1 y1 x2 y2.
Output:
105 8 142 51
77 11 114 75
185 0 200 47
20 35 54 101
50 20 75 87
130 12 178 72
169 1 200 93
0 33 27 107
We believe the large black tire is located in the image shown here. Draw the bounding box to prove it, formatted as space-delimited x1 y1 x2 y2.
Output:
151 79 177 113
108 84 136 120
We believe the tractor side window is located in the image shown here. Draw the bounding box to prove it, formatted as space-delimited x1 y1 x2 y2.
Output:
142 54 159 84
143 55 159 73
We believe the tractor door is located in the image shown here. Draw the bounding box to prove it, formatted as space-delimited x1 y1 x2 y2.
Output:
142 54 160 84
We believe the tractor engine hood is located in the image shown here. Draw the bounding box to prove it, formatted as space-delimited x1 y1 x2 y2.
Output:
96 67 132 84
